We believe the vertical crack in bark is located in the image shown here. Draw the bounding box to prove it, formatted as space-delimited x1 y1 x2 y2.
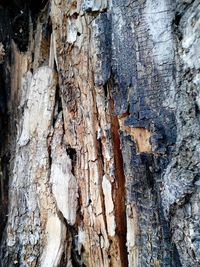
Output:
92 86 109 249
108 82 129 267
98 136 109 238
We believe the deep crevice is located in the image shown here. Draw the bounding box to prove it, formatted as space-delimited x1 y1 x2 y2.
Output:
60 217 86 267
108 80 129 267
53 84 62 127
66 145 77 176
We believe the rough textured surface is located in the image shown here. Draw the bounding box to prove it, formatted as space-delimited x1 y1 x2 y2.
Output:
0 0 199 266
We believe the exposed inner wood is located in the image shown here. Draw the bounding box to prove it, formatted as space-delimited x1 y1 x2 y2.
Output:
120 122 152 153
0 1 200 267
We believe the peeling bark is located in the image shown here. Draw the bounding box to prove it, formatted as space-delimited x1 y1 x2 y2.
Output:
0 0 200 267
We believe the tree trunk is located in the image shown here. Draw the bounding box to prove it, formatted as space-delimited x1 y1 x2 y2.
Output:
0 0 200 266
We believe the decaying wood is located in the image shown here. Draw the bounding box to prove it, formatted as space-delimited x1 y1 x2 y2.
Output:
0 0 199 267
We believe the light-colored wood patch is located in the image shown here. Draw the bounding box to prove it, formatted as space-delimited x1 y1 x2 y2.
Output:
119 120 152 153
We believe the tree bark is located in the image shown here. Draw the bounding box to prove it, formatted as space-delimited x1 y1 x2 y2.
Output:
0 0 200 266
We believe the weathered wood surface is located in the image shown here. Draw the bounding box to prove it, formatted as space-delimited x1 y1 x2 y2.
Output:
0 0 199 266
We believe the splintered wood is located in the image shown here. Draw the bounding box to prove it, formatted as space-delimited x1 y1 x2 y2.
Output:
1 0 199 267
